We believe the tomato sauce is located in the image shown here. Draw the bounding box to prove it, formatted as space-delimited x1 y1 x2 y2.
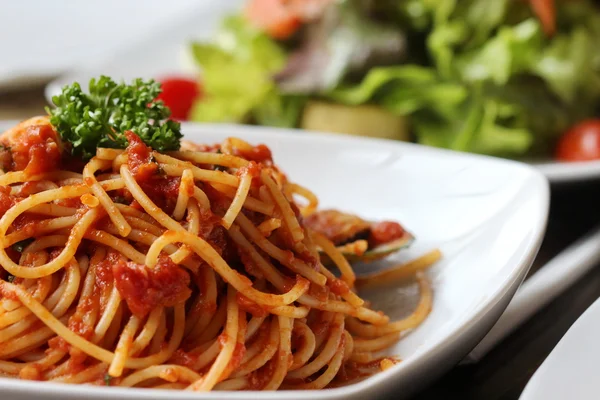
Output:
48 336 70 352
67 295 95 339
369 221 405 247
124 131 181 212
56 197 83 209
7 123 61 174
170 348 200 368
220 342 246 380
248 358 277 390
201 184 232 217
0 147 12 172
333 357 399 386
12 213 44 230
307 281 329 302
189 267 217 315
0 284 19 301
327 278 350 296
112 255 191 317
92 250 119 312
0 186 15 218
236 161 262 188
309 319 330 338
237 245 264 279
234 144 273 165
125 131 157 180
236 292 269 317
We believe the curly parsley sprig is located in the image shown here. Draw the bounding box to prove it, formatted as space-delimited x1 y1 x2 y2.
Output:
46 76 182 160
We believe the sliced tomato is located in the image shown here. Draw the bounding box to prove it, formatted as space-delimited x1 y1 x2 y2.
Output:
156 76 202 121
245 0 334 39
288 0 334 21
529 0 556 36
245 0 301 40
555 120 600 162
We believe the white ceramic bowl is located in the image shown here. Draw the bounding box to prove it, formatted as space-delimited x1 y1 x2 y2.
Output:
0 123 549 400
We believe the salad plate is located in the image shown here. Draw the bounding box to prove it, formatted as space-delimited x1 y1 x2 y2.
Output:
45 0 600 184
0 121 548 399
520 297 600 400
532 160 600 184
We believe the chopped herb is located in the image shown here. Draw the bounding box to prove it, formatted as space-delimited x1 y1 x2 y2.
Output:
47 76 183 160
12 238 33 253
104 373 111 386
213 149 227 171
112 196 129 205
7 274 15 283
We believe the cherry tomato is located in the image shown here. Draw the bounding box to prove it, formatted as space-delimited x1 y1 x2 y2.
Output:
529 0 556 36
245 0 301 40
156 76 202 121
555 120 600 162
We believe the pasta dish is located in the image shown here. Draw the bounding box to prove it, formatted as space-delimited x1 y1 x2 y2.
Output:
0 77 439 391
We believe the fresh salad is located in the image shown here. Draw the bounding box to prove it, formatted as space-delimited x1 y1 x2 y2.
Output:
158 0 600 161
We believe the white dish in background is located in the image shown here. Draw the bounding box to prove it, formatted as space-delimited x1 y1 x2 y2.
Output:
532 159 600 184
0 122 548 399
0 0 234 91
44 0 242 96
520 297 600 400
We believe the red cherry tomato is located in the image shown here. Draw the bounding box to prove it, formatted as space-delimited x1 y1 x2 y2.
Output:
555 120 600 162
369 221 405 246
156 77 202 121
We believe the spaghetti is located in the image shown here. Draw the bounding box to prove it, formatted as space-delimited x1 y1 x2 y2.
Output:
0 116 437 391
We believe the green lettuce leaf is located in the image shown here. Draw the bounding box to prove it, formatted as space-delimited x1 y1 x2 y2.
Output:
412 92 532 156
189 16 286 123
397 0 600 156
457 19 542 85
252 90 307 128
327 65 467 117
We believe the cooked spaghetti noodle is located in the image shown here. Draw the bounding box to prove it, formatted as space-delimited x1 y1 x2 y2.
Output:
0 117 437 390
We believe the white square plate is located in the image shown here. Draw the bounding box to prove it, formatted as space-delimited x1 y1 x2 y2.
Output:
0 123 549 400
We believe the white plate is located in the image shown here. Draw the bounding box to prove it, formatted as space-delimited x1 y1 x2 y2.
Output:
530 160 600 184
0 122 548 399
520 297 600 400
44 0 242 96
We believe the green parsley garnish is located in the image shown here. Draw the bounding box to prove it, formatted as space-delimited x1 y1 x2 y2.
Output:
47 76 183 160
104 373 111 386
